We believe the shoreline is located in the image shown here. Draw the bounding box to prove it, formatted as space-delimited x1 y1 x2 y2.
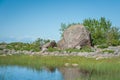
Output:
0 46 120 60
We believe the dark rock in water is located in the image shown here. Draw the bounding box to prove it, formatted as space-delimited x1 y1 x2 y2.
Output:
57 24 92 49
42 40 57 49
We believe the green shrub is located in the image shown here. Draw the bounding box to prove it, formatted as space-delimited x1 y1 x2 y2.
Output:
0 48 3 50
65 46 93 52
80 46 93 52
97 44 108 49
47 47 61 52
102 50 114 53
65 48 81 53
110 40 120 46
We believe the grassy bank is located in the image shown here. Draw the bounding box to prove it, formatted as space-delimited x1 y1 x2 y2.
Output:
0 55 120 70
0 55 120 80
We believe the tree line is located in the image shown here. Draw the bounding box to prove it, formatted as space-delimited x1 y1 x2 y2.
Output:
60 17 120 46
0 38 50 52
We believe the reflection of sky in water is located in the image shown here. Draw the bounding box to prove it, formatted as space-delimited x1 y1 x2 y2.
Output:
0 66 64 80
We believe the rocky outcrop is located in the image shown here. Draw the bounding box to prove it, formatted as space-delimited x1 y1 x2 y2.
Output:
42 40 57 49
57 25 92 49
41 40 57 52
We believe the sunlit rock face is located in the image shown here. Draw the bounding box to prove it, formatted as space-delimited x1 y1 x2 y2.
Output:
57 25 92 49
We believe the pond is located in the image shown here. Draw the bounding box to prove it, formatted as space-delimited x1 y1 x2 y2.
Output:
0 66 64 80
0 66 120 80
0 66 90 80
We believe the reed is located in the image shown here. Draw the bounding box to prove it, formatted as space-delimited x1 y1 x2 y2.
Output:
0 55 120 80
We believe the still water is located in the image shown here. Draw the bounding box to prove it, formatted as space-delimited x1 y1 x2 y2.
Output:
0 66 89 80
0 66 119 80
0 66 64 80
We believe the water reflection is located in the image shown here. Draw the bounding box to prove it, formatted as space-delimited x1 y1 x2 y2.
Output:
59 67 90 80
0 66 64 80
0 66 90 80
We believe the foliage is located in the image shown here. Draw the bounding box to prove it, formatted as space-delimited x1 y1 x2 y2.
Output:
47 46 93 52
83 17 120 46
97 44 108 49
65 48 81 53
59 17 120 46
80 46 93 52
47 47 61 52
5 38 50 52
0 48 3 50
65 46 93 52
102 50 114 53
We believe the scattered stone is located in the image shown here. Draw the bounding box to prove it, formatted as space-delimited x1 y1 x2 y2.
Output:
96 56 104 60
75 46 81 49
64 63 70 67
72 63 78 67
41 48 48 53
0 44 120 58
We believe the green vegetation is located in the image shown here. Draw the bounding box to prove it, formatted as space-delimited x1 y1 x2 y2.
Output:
102 50 114 53
47 47 61 52
47 46 93 52
60 17 120 46
0 55 120 80
2 38 50 52
83 17 120 46
65 46 93 52
0 18 120 80
97 44 108 49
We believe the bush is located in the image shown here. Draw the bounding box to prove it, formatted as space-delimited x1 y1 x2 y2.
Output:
65 48 81 53
80 46 93 52
109 40 120 46
65 46 93 52
0 48 3 50
102 50 114 53
97 44 108 49
47 47 61 52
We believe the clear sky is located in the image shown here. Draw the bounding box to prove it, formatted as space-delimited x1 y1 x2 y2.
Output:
0 0 120 43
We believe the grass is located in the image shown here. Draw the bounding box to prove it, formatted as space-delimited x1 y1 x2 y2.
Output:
0 55 120 80
97 44 108 49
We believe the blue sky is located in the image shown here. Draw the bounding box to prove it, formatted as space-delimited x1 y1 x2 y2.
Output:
0 0 120 43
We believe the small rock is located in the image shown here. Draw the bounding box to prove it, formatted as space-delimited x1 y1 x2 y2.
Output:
41 48 48 53
75 46 81 49
72 63 78 67
96 56 104 60
64 63 70 67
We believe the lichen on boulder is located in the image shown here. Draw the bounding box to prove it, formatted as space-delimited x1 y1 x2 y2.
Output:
57 24 92 49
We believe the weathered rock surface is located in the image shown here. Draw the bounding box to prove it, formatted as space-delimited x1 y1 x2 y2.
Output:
42 40 57 49
57 24 92 49
41 40 57 52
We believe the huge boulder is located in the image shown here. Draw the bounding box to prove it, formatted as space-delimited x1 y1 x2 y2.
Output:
57 24 92 49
